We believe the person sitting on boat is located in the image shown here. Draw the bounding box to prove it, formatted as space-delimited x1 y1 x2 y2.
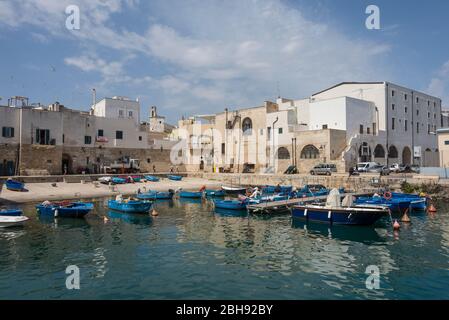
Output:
115 194 123 203
249 187 261 198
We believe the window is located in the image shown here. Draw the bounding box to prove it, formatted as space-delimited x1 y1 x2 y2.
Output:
372 123 376 135
119 110 124 117
147 158 151 163
417 109 419 116
322 124 328 129
359 125 364 134
405 107 407 113
98 129 104 137
428 124 431 134
417 122 419 134
367 127 370 134
374 145 385 158
278 127 283 134
428 100 430 107
388 146 398 158
221 143 225 155
416 97 419 103
404 94 407 100
392 118 395 130
35 129 50 145
242 117 252 135
84 136 92 145
267 127 271 138
405 120 408 131
428 112 430 119
128 111 133 117
445 141 449 145
139 136 142 141
392 90 395 97
116 131 123 140
392 104 395 110
2 127 14 138
300 145 319 159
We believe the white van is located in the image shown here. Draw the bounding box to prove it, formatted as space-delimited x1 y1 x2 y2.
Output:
356 162 378 172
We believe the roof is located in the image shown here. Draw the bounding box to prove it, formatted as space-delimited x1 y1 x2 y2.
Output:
311 82 384 96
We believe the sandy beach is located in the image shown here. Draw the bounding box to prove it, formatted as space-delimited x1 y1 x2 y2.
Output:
0 177 222 204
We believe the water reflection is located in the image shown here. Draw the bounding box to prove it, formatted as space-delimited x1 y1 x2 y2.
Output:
107 211 153 225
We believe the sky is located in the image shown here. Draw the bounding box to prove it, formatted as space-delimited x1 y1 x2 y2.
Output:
0 0 448 124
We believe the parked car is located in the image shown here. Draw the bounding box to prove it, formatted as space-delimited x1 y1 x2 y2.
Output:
367 165 390 176
356 162 378 173
389 163 401 173
310 163 337 176
410 165 420 174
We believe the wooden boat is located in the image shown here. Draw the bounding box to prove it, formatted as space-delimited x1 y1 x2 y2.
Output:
145 175 160 182
179 191 203 198
36 202 94 218
292 204 388 225
108 199 152 213
168 175 183 181
112 177 127 184
5 179 25 191
0 209 23 216
263 185 293 194
214 199 247 210
0 215 29 228
221 185 247 194
354 196 414 213
205 189 225 197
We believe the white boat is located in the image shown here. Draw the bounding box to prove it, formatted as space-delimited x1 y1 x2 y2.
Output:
221 185 247 194
98 176 112 184
0 216 29 228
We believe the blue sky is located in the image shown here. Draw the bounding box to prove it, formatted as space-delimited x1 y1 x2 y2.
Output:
0 0 448 124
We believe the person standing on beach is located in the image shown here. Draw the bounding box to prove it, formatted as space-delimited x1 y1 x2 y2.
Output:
153 165 156 173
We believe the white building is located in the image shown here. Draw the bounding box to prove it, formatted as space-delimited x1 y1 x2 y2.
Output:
91 96 141 125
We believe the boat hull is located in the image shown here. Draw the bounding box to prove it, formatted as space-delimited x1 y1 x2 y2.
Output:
205 190 225 197
5 180 25 191
108 200 152 213
179 191 203 198
36 203 93 218
0 215 29 228
168 175 183 181
214 199 247 210
145 176 160 182
221 186 247 195
0 209 23 216
292 205 387 226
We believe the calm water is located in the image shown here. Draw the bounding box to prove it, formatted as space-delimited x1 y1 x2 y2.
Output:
1 197 449 300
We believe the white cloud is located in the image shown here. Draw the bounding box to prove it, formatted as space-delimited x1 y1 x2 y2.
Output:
0 0 394 116
427 60 449 108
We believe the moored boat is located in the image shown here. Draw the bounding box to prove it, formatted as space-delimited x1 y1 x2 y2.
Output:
263 185 293 194
112 177 127 184
179 191 203 198
36 202 94 218
354 196 416 213
137 190 174 200
131 176 142 182
221 185 247 194
5 179 25 192
292 204 388 225
98 176 112 184
0 209 23 216
168 175 183 181
0 215 29 228
205 189 225 197
108 199 152 213
213 199 247 210
145 175 160 182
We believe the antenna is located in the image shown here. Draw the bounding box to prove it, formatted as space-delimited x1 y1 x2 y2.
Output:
276 81 281 98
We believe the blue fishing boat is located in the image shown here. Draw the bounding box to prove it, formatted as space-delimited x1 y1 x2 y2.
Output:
136 191 157 200
263 185 293 194
205 189 226 197
112 177 127 184
131 176 142 182
5 179 25 191
36 202 93 218
0 209 23 216
154 191 174 199
354 195 422 213
145 175 160 182
179 191 203 198
292 204 388 225
390 192 427 210
214 199 247 210
108 199 152 213
168 175 183 181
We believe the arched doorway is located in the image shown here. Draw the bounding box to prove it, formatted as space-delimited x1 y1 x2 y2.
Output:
242 117 253 135
276 147 290 159
62 153 73 174
374 144 385 158
300 145 319 159
388 145 398 159
402 147 412 165
358 142 372 162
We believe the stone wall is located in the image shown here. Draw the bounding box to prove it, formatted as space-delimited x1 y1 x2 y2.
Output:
0 143 19 175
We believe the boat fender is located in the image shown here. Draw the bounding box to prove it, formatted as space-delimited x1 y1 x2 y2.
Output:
393 220 400 230
383 191 392 200
304 209 308 217
54 209 58 217
428 204 437 213
328 211 332 220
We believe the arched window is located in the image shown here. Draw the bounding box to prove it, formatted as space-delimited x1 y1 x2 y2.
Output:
242 117 252 135
300 145 319 159
277 147 290 159
388 145 398 158
374 144 385 158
